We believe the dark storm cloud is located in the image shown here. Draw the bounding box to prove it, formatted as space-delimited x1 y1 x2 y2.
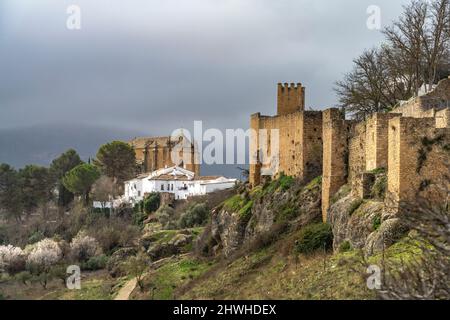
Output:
0 0 410 172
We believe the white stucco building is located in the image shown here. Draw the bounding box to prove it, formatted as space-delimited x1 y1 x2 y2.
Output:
123 166 237 204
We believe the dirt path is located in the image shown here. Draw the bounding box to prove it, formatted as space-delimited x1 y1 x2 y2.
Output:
113 254 192 300
114 278 137 300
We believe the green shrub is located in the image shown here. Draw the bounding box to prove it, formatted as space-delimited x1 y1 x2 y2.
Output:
134 201 143 213
50 264 69 286
179 203 209 228
223 194 246 212
278 174 294 191
143 193 160 214
339 241 352 253
348 199 363 216
238 201 253 222
0 226 7 245
371 176 387 199
155 205 176 229
263 178 279 195
133 211 148 227
295 223 333 254
89 221 140 254
249 186 264 199
369 167 386 175
82 255 108 271
28 231 45 244
15 271 33 285
372 215 382 231
276 206 297 223
257 173 296 197
91 207 111 217
304 176 322 191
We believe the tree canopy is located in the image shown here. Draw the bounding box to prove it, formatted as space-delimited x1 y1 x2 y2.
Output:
62 164 100 204
19 165 54 215
0 164 23 222
50 149 83 208
335 0 450 119
94 141 136 183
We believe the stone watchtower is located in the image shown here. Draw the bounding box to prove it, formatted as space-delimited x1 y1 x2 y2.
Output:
250 82 323 187
277 83 305 115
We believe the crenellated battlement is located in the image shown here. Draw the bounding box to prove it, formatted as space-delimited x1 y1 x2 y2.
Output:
250 79 450 222
277 82 305 116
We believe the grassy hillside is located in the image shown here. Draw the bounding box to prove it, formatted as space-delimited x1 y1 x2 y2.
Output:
1 173 441 300
130 231 425 300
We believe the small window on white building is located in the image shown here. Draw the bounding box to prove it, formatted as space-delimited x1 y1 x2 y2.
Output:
138 191 141 197
161 185 164 191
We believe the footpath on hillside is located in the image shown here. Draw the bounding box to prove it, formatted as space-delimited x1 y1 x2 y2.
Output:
114 278 137 300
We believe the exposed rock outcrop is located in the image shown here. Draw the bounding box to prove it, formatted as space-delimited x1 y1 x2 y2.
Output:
205 176 323 258
140 229 196 261
328 183 408 256
201 171 408 259
364 218 408 256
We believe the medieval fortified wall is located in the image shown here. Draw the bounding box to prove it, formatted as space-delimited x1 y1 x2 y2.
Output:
250 77 450 222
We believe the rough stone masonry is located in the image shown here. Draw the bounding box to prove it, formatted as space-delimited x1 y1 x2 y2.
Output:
249 77 450 222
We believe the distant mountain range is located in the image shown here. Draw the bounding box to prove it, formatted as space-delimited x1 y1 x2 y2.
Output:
0 124 245 179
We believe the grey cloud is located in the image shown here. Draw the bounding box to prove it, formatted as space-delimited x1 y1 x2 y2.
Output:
0 0 410 172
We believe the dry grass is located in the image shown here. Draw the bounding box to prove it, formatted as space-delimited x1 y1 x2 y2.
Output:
179 245 375 300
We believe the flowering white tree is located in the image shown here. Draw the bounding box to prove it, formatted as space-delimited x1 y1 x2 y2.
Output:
26 239 62 272
0 245 26 274
70 231 101 262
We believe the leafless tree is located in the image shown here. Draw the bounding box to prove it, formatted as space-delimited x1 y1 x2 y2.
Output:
384 0 450 93
336 0 450 119
383 0 428 95
335 47 413 120
423 0 450 89
91 176 120 212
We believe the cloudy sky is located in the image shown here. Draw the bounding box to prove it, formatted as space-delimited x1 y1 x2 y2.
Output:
0 0 409 174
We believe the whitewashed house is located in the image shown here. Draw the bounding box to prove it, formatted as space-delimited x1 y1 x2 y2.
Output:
123 166 237 204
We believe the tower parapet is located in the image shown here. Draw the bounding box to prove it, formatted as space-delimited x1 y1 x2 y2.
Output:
277 83 305 116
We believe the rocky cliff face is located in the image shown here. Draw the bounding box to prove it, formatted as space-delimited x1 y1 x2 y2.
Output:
328 172 408 256
204 175 323 258
199 171 407 259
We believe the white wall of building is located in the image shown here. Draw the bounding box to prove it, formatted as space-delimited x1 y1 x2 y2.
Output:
122 166 237 203
124 178 144 204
